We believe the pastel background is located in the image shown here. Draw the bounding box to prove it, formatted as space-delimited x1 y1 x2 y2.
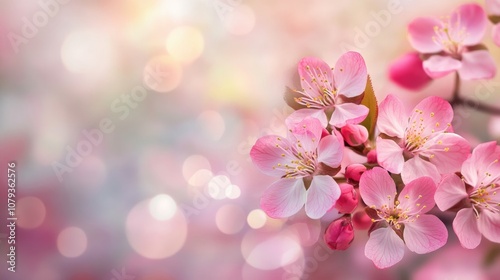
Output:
1 0 500 279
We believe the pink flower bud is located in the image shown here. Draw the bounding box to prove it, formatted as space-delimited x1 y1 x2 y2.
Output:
352 211 372 230
345 164 366 182
340 124 368 146
324 217 354 250
367 150 377 164
388 52 432 91
334 183 358 213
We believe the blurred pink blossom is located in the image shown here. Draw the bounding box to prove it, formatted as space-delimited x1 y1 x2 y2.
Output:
388 52 432 90
408 3 496 80
360 167 448 269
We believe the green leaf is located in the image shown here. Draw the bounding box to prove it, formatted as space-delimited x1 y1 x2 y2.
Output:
360 75 378 142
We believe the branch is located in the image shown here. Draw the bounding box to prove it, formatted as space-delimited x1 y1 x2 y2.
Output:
449 73 500 115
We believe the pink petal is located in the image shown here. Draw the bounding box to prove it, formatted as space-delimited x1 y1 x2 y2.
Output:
458 50 496 80
398 176 436 215
420 133 470 174
298 57 333 99
478 210 500 243
288 117 324 153
401 157 441 184
359 167 396 209
329 103 368 128
408 96 454 137
423 55 462 79
305 175 341 219
377 94 408 138
260 178 307 218
376 138 405 174
365 227 405 269
453 208 482 249
486 0 500 15
408 17 443 53
388 52 432 91
250 135 296 177
333 51 367 98
493 24 500 47
286 109 328 128
435 174 468 211
317 135 343 168
451 3 487 46
462 141 500 187
403 214 448 254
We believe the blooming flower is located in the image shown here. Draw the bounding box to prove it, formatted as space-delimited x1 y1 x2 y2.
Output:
250 117 343 219
435 141 500 249
287 51 369 128
376 94 470 184
408 3 496 80
360 167 448 269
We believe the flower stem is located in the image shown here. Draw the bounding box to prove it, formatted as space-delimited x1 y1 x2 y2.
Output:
450 73 500 115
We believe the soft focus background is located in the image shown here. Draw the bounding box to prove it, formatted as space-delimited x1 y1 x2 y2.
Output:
1 0 500 279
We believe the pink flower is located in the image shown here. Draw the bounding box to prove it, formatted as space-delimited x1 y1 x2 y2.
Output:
486 0 500 46
345 163 366 183
388 52 432 91
376 94 470 184
334 183 358 214
324 217 355 250
435 141 500 249
408 3 496 80
287 52 369 128
340 124 368 146
360 167 448 269
250 117 343 219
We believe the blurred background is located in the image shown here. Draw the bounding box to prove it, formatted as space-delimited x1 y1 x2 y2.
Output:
1 0 500 279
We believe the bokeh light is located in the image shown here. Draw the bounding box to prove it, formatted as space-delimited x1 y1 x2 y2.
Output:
246 209 267 229
57 227 88 258
17 196 46 229
166 26 204 64
143 55 183 93
215 204 245 234
149 194 177 221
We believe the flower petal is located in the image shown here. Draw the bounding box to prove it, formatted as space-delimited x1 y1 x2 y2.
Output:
388 52 432 91
359 167 396 209
298 57 334 99
286 109 328 128
329 103 368 128
435 174 468 211
486 0 500 15
408 17 443 53
317 135 343 168
401 156 441 184
478 210 500 243
377 94 408 138
493 23 500 47
288 117 324 153
408 96 454 137
451 3 487 46
250 135 296 177
398 176 436 215
453 208 482 249
260 178 307 218
404 214 448 254
458 50 497 80
365 227 405 269
462 141 500 187
420 133 470 174
423 55 462 79
376 138 405 174
305 175 341 219
333 51 367 98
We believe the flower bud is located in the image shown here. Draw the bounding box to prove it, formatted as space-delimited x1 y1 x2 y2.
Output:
340 124 368 146
324 217 354 250
367 150 377 164
345 164 366 182
334 183 358 213
388 52 432 91
352 211 372 230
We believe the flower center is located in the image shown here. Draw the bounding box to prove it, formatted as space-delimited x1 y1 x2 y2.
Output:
404 110 430 152
432 16 467 56
370 194 427 230
295 65 336 109
273 137 318 179
470 183 500 215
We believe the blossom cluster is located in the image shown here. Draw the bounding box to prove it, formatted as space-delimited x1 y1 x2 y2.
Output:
250 3 500 269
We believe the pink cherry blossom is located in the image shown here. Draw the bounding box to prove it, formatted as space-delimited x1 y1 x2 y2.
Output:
376 94 470 184
287 51 369 128
250 117 343 219
408 3 496 80
435 141 500 249
388 52 432 91
360 167 448 269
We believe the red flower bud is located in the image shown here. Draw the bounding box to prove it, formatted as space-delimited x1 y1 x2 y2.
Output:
345 164 366 182
340 124 368 146
367 150 377 164
388 52 432 91
334 183 358 214
324 217 354 250
352 211 372 230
